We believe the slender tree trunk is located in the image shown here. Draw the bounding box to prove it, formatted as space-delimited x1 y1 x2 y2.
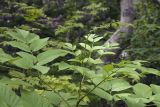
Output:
104 0 134 63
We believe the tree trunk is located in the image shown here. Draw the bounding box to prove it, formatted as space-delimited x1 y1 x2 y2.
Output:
42 0 50 4
104 0 134 63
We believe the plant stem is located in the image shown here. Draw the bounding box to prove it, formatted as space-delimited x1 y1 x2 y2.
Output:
78 73 85 99
76 76 109 107
75 68 120 107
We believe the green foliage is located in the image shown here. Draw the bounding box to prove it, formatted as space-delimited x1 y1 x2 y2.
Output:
2 29 68 74
128 0 160 63
17 3 44 22
0 29 160 107
0 0 160 106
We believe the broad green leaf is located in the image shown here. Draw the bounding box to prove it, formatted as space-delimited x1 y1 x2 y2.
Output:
92 78 112 91
97 50 115 56
90 86 113 101
92 46 105 50
21 91 51 107
94 37 103 42
72 66 96 78
0 48 13 63
133 83 152 98
103 52 115 55
25 33 39 43
63 43 76 51
111 79 131 92
16 29 29 38
30 38 49 52
75 50 81 56
125 97 145 107
7 29 40 44
150 84 160 94
0 84 22 107
42 91 61 106
85 58 103 64
7 31 25 42
113 93 131 101
8 41 31 52
33 65 50 74
0 78 30 87
54 62 71 71
128 95 151 103
151 94 160 106
79 43 92 51
37 49 68 65
97 50 104 55
85 34 95 42
140 67 160 76
13 57 34 69
117 67 140 80
0 100 9 107
103 64 114 72
16 52 37 63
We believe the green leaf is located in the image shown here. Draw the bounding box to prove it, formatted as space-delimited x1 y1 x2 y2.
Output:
0 78 31 87
103 64 114 72
30 38 49 52
54 62 71 71
113 93 131 101
0 48 13 63
150 84 160 94
79 43 92 51
33 65 50 74
25 33 39 43
133 83 152 98
92 78 112 91
16 52 37 63
21 91 51 107
8 41 31 52
42 91 61 106
72 66 96 78
117 67 140 80
150 94 160 102
140 67 160 76
37 49 68 65
90 86 113 101
7 29 40 44
92 46 105 50
103 52 115 55
0 100 9 107
94 37 103 42
75 50 81 56
63 43 76 51
98 50 115 56
125 97 145 107
16 29 29 38
111 79 131 92
92 78 131 92
85 34 95 42
86 58 103 64
13 57 34 69
0 84 22 107
7 31 25 42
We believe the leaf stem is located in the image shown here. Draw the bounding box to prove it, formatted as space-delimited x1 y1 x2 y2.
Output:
75 68 120 107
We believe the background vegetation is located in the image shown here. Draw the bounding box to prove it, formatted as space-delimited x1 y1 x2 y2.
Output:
0 0 160 107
